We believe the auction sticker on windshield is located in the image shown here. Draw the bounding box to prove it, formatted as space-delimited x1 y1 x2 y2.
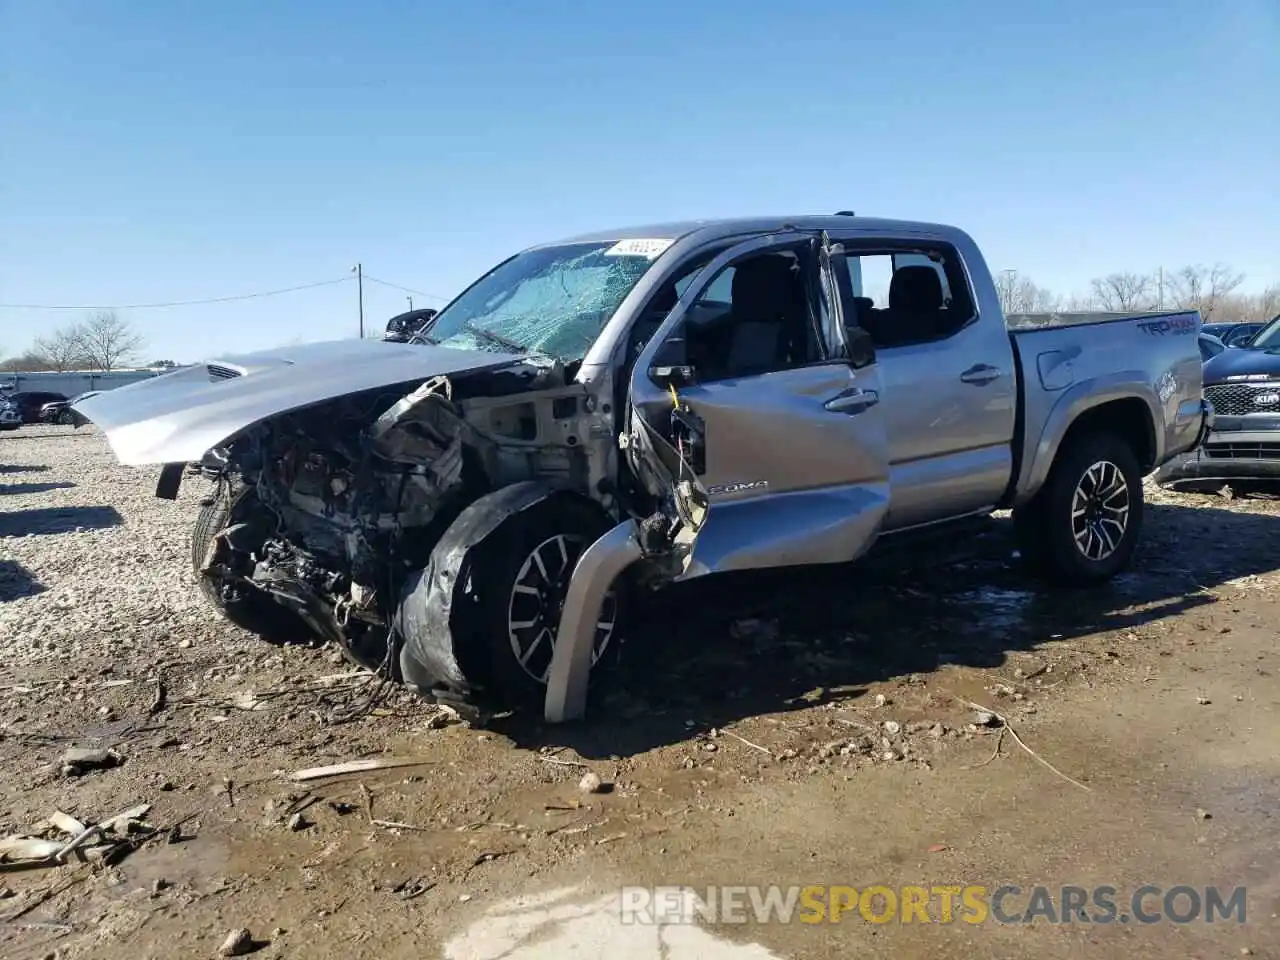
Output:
604 238 674 259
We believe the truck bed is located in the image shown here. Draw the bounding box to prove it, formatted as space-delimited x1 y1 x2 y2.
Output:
1005 309 1197 333
1002 308 1203 507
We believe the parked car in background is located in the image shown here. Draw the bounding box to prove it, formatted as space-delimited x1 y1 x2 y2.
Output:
8 391 68 424
1202 321 1265 348
77 215 1209 717
1158 313 1280 487
0 397 20 431
383 308 439 343
40 390 101 425
1199 332 1227 362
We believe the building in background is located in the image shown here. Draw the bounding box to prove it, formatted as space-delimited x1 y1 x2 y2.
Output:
0 367 176 398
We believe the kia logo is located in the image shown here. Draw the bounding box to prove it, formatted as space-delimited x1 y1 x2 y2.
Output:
1254 393 1280 406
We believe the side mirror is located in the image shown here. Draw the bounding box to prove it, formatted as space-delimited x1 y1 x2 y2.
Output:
845 324 876 368
649 337 696 388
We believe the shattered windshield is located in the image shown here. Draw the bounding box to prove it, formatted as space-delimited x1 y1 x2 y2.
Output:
425 241 668 360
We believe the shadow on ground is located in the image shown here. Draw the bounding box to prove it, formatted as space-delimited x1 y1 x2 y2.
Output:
0 464 50 475
0 505 123 537
503 501 1280 758
0 560 46 602
0 481 76 496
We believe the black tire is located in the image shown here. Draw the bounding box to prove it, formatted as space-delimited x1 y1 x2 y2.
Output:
1012 432 1143 586
468 497 626 710
56 410 73 426
192 482 313 640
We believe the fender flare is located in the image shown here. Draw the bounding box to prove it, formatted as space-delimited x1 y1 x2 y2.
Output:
1016 375 1161 505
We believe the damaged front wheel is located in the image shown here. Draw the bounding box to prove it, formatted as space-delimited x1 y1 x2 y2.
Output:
191 481 318 643
478 499 624 708
396 488 631 713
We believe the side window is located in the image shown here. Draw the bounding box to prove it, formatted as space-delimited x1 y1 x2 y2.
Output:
1199 335 1224 361
839 244 975 349
675 265 733 303
1226 326 1257 347
892 252 953 303
676 250 824 382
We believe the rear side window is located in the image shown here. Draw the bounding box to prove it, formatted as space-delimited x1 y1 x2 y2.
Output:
845 252 956 309
836 243 975 347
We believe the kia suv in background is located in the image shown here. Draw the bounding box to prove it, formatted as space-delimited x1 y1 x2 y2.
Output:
1158 314 1280 487
1201 321 1266 348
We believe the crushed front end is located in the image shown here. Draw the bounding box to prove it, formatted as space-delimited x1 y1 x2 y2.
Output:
191 360 616 711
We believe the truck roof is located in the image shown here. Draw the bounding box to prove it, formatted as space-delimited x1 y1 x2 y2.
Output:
543 215 970 248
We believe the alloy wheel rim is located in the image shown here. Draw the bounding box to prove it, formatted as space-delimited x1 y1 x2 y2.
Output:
507 533 618 684
1070 460 1130 562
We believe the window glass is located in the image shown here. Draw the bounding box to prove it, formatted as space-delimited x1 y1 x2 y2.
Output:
675 265 734 303
428 241 665 360
676 251 819 380
837 244 973 347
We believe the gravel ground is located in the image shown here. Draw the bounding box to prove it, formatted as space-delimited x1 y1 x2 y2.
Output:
1 426 241 665
4 424 1280 960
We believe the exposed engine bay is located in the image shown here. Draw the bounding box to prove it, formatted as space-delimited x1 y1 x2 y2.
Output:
194 359 628 698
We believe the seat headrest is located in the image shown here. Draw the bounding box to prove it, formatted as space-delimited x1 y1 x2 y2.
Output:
730 256 796 322
889 265 944 312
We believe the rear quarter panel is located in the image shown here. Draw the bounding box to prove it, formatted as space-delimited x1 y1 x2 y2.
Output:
1009 311 1204 503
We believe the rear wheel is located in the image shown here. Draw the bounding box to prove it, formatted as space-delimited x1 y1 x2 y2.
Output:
56 410 74 425
1013 432 1143 586
191 482 313 641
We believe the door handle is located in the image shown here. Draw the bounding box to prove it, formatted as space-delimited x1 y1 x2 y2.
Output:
960 364 1001 386
824 387 879 414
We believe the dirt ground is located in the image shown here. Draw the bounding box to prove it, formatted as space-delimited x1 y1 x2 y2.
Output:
3 424 1280 959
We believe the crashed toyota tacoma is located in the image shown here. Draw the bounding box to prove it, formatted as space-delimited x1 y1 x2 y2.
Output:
77 216 1211 716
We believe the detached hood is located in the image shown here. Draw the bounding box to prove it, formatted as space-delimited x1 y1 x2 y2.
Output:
76 338 524 466
1203 346 1280 384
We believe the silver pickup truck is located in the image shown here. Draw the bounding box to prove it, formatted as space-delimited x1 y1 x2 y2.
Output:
77 215 1210 717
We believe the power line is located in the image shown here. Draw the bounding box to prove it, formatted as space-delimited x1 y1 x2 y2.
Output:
362 275 450 302
1 272 449 313
0 276 354 311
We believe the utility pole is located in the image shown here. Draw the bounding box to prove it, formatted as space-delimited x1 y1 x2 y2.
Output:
1157 266 1164 310
406 295 414 311
353 263 364 338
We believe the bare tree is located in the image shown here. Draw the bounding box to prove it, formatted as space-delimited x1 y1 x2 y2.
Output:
75 311 145 371
1207 287 1278 324
1060 291 1099 311
994 269 1060 315
1252 284 1280 323
32 323 88 372
1166 263 1245 324
1089 272 1155 312
0 351 55 372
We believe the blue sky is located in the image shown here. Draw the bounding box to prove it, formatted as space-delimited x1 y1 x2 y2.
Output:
1 0 1276 363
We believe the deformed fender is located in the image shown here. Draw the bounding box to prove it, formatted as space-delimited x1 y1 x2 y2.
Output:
544 520 645 724
395 480 563 702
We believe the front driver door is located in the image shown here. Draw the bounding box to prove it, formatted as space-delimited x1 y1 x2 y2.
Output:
626 232 891 578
